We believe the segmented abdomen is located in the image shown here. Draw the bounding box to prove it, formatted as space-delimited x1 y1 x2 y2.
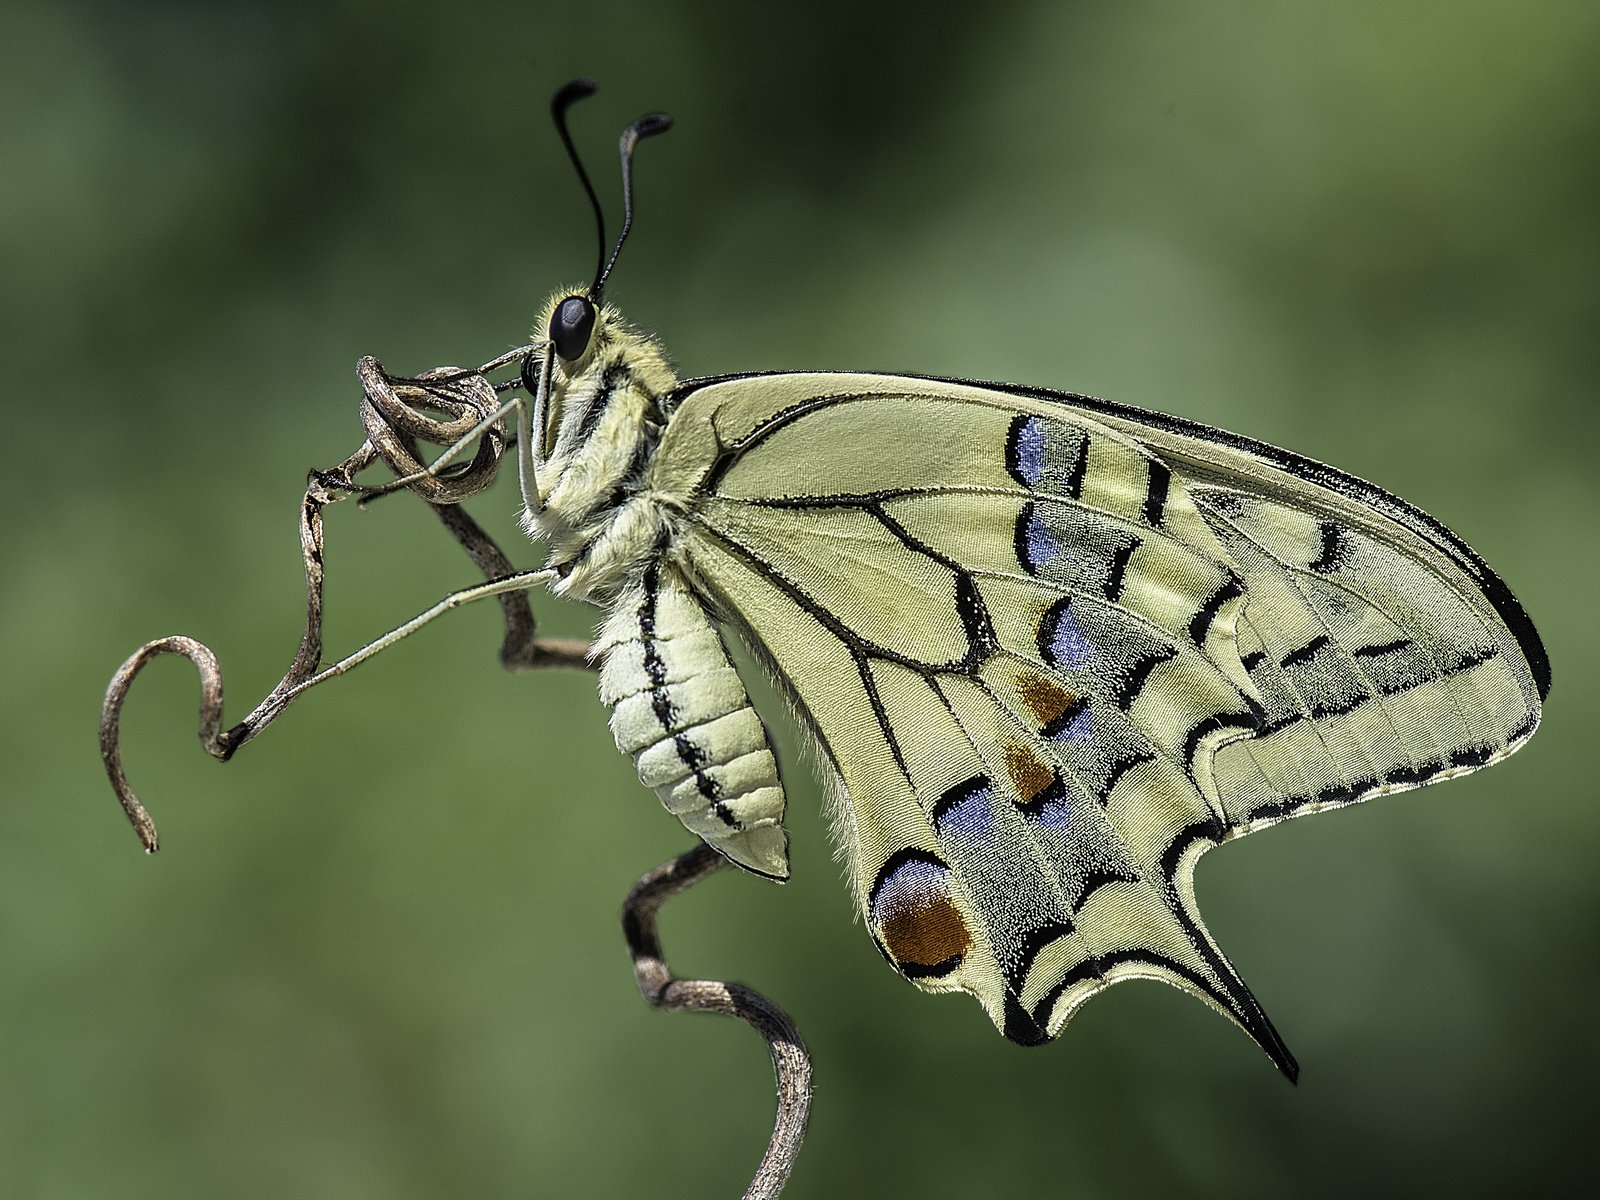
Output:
595 562 790 879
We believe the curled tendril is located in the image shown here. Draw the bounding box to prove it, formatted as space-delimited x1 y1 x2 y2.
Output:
623 845 812 1199
351 358 510 504
100 637 225 852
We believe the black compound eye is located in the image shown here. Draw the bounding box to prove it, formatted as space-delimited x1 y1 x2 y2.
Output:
549 294 597 362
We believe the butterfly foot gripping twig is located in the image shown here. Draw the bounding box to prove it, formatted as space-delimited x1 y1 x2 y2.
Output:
623 844 812 1199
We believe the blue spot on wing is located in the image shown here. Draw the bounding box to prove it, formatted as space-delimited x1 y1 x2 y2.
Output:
1039 598 1092 670
1025 507 1063 572
1049 704 1093 743
1026 787 1072 829
870 852 951 919
1007 415 1048 487
933 776 994 844
1006 413 1088 497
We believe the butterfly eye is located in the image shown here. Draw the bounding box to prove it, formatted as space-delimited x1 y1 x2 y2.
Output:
549 294 597 361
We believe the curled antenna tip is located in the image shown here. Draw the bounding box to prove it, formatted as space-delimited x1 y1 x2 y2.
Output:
553 78 598 114
634 113 673 139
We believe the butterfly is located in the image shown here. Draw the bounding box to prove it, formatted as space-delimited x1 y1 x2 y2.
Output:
109 82 1547 1083
489 85 1549 1080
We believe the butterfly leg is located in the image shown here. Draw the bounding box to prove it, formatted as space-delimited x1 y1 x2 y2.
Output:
101 443 579 852
622 843 811 1200
425 500 588 671
515 342 555 519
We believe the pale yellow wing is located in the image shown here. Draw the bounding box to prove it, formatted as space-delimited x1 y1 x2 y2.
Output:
650 372 1545 1075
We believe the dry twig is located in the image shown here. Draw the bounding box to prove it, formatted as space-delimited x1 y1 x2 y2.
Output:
624 845 813 1199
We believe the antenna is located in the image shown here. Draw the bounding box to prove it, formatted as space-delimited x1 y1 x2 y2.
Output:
551 79 606 293
548 80 674 302
592 112 673 300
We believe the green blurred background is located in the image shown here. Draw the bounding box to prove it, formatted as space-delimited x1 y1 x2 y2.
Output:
5 2 1596 1196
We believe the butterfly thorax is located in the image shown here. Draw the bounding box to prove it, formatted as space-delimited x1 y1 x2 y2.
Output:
524 297 685 602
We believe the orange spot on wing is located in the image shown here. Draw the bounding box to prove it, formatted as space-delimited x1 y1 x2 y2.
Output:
881 896 972 968
1017 674 1078 731
1004 743 1056 803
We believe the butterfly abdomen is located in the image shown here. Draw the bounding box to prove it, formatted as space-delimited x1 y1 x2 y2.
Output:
594 562 791 880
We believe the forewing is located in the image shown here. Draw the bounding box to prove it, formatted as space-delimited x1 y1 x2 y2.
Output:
655 371 1544 1070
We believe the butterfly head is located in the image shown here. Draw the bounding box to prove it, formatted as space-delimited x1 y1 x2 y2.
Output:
536 290 643 381
531 289 652 386
549 293 598 363
530 288 674 429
